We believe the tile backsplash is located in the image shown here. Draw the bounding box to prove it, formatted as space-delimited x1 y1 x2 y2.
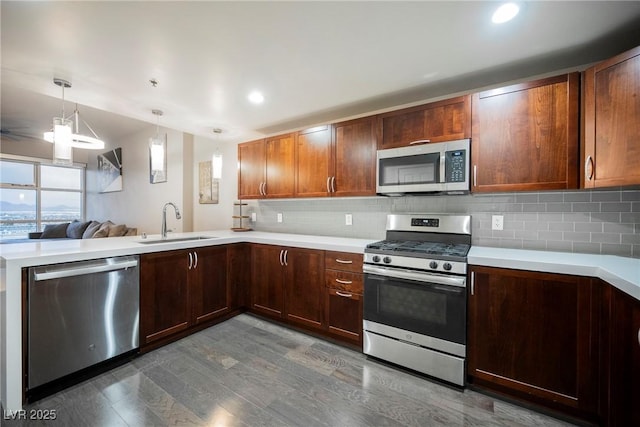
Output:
246 189 640 258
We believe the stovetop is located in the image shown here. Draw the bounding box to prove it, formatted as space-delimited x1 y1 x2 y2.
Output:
365 240 470 258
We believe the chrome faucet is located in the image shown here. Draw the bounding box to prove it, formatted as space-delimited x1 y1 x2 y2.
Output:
161 202 181 239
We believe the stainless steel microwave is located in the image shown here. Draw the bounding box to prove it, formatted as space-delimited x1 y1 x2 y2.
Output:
376 139 470 195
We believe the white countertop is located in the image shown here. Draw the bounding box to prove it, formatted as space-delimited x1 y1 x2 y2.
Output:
468 246 640 301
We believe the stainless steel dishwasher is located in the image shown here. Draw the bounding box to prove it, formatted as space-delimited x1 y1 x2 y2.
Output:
28 255 139 390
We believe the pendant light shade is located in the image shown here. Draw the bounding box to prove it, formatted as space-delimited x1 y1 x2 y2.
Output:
212 128 223 180
44 78 105 163
149 109 167 184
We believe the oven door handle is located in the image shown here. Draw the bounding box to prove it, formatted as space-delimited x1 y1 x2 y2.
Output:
363 264 466 288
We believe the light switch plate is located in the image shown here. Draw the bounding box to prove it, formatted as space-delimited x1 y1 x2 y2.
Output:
251 212 257 222
277 213 283 223
345 214 353 226
492 215 504 231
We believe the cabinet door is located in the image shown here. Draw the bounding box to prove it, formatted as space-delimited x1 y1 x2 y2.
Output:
605 285 640 426
238 139 265 199
468 266 599 418
250 244 285 318
378 95 470 149
583 46 640 188
140 250 190 345
191 246 229 325
228 243 251 310
284 248 325 330
265 133 296 198
296 125 332 198
472 74 579 193
332 117 377 197
326 289 363 347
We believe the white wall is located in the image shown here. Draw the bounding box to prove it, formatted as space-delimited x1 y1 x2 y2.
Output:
86 125 187 235
192 135 239 231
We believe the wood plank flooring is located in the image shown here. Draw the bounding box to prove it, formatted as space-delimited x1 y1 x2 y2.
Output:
8 314 577 426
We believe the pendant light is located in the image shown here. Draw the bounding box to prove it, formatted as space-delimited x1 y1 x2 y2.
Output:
149 109 166 183
44 78 105 163
212 128 223 180
44 78 73 165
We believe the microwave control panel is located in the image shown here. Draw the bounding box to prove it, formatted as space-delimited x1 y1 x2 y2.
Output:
445 150 466 182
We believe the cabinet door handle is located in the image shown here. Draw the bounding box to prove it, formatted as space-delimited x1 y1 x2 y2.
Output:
279 249 284 266
331 176 336 193
473 165 477 188
283 250 288 266
585 155 594 181
637 326 640 347
470 271 475 296
335 291 353 298
263 182 267 196
326 177 331 193
188 252 193 270
335 259 353 264
193 251 198 269
335 278 353 285
258 182 263 196
408 139 431 145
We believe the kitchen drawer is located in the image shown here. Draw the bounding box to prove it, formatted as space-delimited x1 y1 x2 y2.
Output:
325 269 363 294
324 251 363 272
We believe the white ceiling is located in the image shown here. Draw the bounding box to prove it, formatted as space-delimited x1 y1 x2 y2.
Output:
2 1 640 146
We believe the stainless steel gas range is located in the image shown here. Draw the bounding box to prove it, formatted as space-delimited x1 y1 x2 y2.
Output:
363 214 471 386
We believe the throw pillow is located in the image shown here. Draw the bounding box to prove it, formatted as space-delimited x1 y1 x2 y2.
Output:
66 220 92 239
92 221 114 238
82 221 101 239
107 224 128 237
40 223 70 239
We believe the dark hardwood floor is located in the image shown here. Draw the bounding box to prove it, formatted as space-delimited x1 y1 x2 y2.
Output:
10 314 576 426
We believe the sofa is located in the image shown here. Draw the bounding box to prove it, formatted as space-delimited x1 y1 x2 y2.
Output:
28 220 138 240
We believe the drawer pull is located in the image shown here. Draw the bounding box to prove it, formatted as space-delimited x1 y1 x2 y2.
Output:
335 278 353 285
335 291 353 298
335 259 353 264
637 327 640 347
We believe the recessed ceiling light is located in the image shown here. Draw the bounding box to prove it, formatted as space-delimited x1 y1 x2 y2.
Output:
492 2 519 24
248 91 264 104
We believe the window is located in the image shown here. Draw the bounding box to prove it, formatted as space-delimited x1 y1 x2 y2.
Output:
0 157 85 238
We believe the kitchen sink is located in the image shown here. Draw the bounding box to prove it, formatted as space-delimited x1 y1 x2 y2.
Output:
137 236 218 244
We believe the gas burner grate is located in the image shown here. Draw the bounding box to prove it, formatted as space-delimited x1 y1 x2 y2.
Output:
366 240 470 258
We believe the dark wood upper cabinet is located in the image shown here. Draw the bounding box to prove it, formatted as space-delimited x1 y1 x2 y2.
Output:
467 266 600 422
332 116 377 197
582 45 640 189
471 73 580 193
377 95 471 150
265 133 296 198
238 139 266 200
238 134 296 199
296 125 333 198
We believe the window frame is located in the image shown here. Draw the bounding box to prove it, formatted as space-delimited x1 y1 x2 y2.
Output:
0 154 86 237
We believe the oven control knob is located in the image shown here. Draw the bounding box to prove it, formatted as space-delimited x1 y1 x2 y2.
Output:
429 261 438 269
383 256 392 264
372 255 381 263
443 262 452 271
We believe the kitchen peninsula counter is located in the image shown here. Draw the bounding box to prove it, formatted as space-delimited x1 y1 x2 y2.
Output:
1 230 639 411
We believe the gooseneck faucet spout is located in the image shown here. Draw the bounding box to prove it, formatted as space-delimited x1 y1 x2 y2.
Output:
161 202 182 239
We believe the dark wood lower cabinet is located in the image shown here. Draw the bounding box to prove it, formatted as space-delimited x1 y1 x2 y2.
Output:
467 266 600 422
326 289 362 346
284 248 325 330
602 284 640 426
250 244 286 318
140 246 236 351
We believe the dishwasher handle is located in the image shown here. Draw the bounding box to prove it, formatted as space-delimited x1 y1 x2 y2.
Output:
32 257 138 281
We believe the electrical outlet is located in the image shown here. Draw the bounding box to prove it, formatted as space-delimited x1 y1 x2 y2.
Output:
277 213 283 223
492 215 504 231
251 212 257 222
345 214 353 226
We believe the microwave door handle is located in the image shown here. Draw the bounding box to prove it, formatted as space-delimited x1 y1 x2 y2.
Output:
440 152 446 184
